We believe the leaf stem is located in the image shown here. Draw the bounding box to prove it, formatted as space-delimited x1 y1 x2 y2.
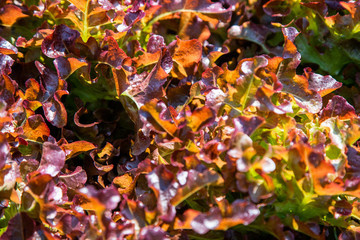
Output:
241 75 254 110
82 0 91 42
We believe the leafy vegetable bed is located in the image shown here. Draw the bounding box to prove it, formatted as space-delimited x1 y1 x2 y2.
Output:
1 0 360 239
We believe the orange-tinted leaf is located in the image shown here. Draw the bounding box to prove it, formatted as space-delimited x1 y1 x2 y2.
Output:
0 5 28 26
75 186 120 227
24 79 42 101
113 173 132 189
219 55 268 109
112 68 130 96
88 8 110 27
74 107 101 128
168 37 202 79
301 1 328 16
179 12 210 42
96 142 116 162
16 29 53 48
159 0 234 24
22 114 50 142
68 0 87 12
54 57 88 80
291 143 344 195
256 85 293 114
140 99 177 137
113 173 136 195
61 141 96 160
186 106 215 132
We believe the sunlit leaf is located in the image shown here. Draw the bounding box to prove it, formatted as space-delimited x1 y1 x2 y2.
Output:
54 57 88 80
0 5 28 26
21 114 50 142
168 37 202 79
38 142 66 177
61 140 96 160
140 100 177 137
186 106 215 132
320 95 356 122
171 169 222 206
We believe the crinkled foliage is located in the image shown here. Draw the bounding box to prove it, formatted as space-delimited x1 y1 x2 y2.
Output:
1 0 360 239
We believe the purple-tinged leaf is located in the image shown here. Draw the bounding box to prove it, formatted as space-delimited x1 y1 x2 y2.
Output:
54 57 88 80
320 95 356 121
228 22 271 53
100 36 131 69
115 10 145 33
0 133 9 169
205 89 226 112
346 146 360 178
38 142 66 177
0 37 18 55
0 54 14 75
233 115 264 136
43 90 69 128
147 34 166 53
263 0 291 17
139 226 168 240
171 169 222 206
77 185 120 210
35 61 63 97
190 199 260 234
0 213 35 240
333 200 353 218
132 130 151 156
306 70 342 97
159 0 235 24
147 165 177 222
59 166 87 189
127 50 168 106
301 1 328 16
41 24 80 58
256 86 293 114
56 213 87 238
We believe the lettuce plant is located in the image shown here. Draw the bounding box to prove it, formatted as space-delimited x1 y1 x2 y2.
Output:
0 0 360 239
